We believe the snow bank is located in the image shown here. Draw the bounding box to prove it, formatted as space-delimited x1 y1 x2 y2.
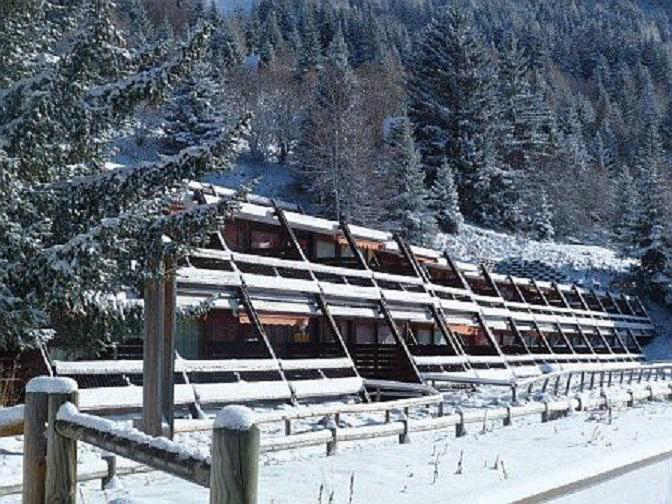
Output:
26 376 78 394
215 405 256 431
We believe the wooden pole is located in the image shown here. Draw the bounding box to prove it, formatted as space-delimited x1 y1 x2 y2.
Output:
45 387 79 504
23 381 49 504
210 406 260 504
143 263 165 437
162 257 177 439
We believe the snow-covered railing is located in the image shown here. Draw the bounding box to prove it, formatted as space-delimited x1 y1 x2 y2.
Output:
233 381 672 457
424 362 672 403
21 377 262 504
173 393 445 434
53 356 365 412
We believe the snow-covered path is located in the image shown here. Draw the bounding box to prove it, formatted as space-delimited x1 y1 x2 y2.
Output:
3 400 672 503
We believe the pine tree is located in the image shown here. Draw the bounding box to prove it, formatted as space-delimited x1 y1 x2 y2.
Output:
633 124 671 294
0 6 246 350
126 0 153 44
429 161 463 235
383 117 437 246
408 7 501 221
613 164 640 252
533 190 555 241
296 29 378 224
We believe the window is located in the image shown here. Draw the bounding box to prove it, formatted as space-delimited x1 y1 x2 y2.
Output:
355 323 375 344
250 229 281 251
378 324 395 345
316 239 336 258
417 328 433 345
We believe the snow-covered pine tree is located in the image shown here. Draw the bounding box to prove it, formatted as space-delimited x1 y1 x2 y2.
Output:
532 190 555 241
295 28 378 224
632 124 672 300
429 161 462 235
613 164 640 252
407 7 502 222
0 3 247 351
383 117 437 246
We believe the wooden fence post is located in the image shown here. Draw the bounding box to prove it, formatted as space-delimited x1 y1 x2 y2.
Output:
45 378 79 504
211 406 260 504
23 378 50 504
455 409 465 438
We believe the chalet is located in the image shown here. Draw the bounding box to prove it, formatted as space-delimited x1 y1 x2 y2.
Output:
50 182 656 411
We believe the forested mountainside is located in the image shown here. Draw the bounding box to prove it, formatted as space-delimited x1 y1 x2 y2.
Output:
1 0 671 349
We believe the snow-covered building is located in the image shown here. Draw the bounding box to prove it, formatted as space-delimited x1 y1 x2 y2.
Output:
144 182 652 394
48 182 658 410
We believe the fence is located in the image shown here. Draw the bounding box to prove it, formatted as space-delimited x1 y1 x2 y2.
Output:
20 377 259 504
425 362 672 403
4 375 672 502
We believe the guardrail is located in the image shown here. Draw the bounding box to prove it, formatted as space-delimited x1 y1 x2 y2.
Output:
5 376 672 501
425 362 672 402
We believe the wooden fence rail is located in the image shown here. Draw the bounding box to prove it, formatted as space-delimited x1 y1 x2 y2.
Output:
19 377 260 504
6 376 672 502
425 363 672 403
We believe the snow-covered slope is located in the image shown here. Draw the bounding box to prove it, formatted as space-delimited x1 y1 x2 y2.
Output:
440 224 635 288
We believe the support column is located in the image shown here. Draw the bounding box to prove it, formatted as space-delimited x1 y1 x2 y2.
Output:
143 263 165 437
162 257 177 439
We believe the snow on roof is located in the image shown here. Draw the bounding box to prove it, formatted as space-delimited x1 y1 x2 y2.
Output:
214 405 257 431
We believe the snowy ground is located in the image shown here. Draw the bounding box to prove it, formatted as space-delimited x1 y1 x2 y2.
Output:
3 395 672 503
440 224 634 287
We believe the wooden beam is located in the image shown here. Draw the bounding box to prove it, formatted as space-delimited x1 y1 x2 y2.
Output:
508 317 533 355
606 291 624 314
56 419 210 488
573 286 591 311
553 283 572 309
444 251 472 292
23 390 49 504
554 323 578 355
593 326 616 355
590 289 609 313
574 324 596 354
46 391 79 504
475 313 511 370
143 266 164 437
531 321 558 360
238 280 295 402
339 220 369 270
210 410 260 504
531 280 551 307
393 234 430 283
620 294 637 316
625 328 646 354
507 275 526 303
273 200 309 262
378 296 424 383
481 265 504 299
